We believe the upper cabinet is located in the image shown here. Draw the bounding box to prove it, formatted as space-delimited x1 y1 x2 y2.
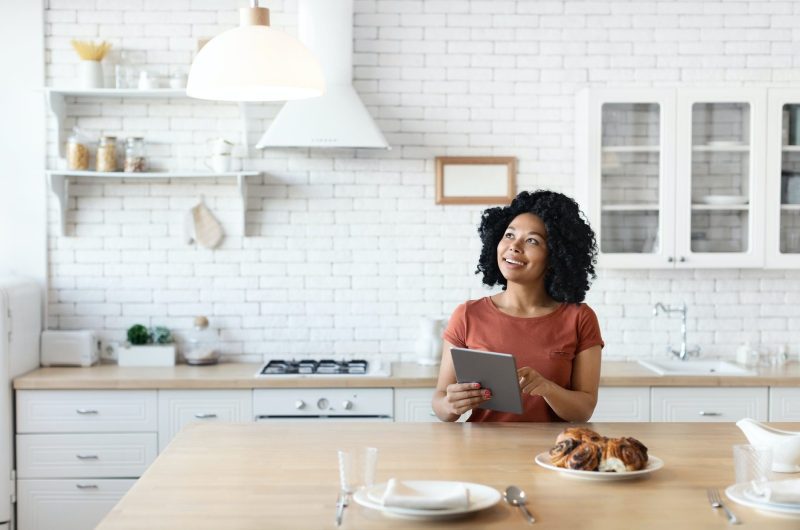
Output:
577 88 773 269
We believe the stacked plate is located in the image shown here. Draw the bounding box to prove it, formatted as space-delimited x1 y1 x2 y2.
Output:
725 482 800 518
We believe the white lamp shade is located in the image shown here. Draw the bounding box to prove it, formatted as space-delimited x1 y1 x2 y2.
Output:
186 25 325 102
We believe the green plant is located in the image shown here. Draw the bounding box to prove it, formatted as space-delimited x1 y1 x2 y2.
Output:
127 324 150 345
152 326 173 344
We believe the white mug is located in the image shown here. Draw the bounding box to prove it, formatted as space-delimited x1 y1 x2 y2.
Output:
205 153 231 173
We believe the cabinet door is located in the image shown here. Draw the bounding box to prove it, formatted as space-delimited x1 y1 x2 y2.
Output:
158 390 252 451
769 387 800 421
765 89 800 268
590 387 650 422
651 387 768 422
675 89 766 268
17 479 135 530
16 390 157 433
393 388 438 422
576 88 677 269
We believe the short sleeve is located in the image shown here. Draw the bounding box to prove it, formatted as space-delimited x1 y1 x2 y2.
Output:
576 304 604 353
442 302 468 348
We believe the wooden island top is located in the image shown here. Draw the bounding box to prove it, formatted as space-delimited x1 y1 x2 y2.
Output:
97 422 799 529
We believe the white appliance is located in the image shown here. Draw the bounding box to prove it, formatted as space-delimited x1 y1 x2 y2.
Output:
255 0 389 149
0 278 41 530
253 388 393 422
40 330 99 367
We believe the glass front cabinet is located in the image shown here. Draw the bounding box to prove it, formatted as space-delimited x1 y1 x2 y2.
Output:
576 88 768 269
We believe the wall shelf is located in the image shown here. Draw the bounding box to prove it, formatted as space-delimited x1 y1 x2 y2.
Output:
44 88 251 157
46 170 259 237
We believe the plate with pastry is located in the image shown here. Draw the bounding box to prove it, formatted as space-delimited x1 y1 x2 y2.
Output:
534 427 663 481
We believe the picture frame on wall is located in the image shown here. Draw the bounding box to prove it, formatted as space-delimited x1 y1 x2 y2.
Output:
435 156 517 205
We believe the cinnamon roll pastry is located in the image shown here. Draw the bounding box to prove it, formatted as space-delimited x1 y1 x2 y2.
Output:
555 427 606 445
549 438 581 468
599 437 649 472
565 441 603 471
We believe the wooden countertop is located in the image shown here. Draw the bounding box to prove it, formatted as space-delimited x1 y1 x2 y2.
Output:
97 422 799 530
13 361 800 390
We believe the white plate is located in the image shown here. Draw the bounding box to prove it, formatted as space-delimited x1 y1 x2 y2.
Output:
699 195 749 205
726 483 800 518
534 452 664 481
352 481 501 520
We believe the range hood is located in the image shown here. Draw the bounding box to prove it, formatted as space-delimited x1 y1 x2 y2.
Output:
256 0 389 150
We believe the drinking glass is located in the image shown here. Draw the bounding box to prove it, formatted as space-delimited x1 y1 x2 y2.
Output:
733 444 772 495
338 447 378 494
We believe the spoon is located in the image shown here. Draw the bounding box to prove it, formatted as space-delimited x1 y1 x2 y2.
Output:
504 485 535 524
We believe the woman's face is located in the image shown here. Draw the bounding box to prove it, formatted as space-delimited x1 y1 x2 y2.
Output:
496 213 549 285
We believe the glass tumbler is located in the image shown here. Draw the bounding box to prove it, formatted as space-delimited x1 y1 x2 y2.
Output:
733 444 772 495
338 447 378 494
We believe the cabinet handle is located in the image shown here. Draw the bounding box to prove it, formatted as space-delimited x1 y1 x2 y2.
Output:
194 413 218 419
699 411 722 416
76 454 99 460
76 484 98 489
76 409 99 415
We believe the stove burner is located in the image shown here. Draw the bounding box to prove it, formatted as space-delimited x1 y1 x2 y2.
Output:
259 359 369 375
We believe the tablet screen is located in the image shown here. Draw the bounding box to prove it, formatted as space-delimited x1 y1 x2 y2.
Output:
450 347 523 415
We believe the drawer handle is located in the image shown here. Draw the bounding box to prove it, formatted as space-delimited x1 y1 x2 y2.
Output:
76 409 99 415
194 413 218 419
76 454 99 460
76 484 98 489
699 411 722 416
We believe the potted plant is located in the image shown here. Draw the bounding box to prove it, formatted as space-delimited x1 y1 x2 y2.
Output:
117 324 176 367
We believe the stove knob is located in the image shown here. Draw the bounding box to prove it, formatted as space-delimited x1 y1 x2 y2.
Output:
342 400 353 410
294 400 305 410
317 398 329 410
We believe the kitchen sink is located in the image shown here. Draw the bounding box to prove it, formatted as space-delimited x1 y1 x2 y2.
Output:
637 359 756 376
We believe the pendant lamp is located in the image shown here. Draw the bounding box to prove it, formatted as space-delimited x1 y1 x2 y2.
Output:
186 0 325 102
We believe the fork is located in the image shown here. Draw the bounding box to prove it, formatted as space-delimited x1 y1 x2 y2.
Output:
707 488 741 525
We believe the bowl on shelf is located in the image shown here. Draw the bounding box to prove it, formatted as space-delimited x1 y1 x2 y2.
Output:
698 195 749 205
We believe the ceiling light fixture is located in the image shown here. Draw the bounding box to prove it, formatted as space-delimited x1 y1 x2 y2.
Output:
186 0 325 102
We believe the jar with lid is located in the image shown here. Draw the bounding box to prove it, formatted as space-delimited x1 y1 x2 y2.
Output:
96 136 118 172
183 316 220 365
124 137 146 172
66 134 89 170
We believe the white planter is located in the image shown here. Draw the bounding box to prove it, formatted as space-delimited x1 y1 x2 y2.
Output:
78 59 103 88
118 345 175 367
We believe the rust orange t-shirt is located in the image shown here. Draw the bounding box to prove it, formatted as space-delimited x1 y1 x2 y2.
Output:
442 297 604 422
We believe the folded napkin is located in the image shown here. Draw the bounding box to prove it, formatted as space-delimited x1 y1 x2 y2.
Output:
379 479 470 510
761 479 800 505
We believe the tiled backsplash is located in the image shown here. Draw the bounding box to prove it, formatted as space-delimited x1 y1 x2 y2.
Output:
45 0 800 362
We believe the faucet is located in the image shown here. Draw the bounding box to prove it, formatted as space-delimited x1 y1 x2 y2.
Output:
653 302 700 361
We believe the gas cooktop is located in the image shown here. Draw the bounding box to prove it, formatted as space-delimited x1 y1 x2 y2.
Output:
255 359 390 377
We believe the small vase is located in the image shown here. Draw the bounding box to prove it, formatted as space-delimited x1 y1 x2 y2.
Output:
78 60 103 89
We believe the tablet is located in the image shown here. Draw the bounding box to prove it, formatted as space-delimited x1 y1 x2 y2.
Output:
450 347 523 415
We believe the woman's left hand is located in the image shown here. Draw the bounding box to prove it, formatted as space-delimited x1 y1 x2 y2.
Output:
517 366 551 396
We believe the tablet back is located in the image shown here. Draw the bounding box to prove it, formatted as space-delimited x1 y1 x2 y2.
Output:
450 347 523 415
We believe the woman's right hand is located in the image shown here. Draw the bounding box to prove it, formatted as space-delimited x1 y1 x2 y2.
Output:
441 382 492 416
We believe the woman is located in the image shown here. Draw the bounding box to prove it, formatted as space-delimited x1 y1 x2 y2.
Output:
432 190 603 422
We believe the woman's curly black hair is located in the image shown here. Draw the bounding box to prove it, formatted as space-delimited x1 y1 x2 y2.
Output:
476 190 597 303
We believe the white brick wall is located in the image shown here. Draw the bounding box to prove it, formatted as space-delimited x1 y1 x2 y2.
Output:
44 0 800 363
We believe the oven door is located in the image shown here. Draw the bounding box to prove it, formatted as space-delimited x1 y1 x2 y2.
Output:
255 415 392 422
253 388 394 422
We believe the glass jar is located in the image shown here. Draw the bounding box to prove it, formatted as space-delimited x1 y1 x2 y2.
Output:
66 134 89 170
96 136 118 172
183 316 219 365
124 137 146 172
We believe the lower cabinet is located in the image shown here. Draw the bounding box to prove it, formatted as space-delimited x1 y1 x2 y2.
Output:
157 390 252 451
590 387 650 422
651 387 769 422
769 387 800 421
394 388 438 422
16 479 136 530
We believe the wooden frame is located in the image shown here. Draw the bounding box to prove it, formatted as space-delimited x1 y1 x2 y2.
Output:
435 156 517 205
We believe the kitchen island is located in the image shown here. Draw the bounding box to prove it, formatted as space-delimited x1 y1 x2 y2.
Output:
96 422 798 529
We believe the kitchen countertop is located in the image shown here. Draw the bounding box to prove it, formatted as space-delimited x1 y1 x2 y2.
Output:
13 361 800 390
96 421 798 529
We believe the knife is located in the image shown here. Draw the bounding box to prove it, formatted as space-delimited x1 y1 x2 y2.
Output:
335 491 349 526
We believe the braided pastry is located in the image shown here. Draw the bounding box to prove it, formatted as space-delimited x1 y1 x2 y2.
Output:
565 441 603 471
599 437 649 472
549 438 581 468
555 427 606 445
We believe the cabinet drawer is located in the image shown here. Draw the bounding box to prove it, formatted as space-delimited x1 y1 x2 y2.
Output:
394 389 438 422
769 388 800 421
651 387 768 422
16 390 157 433
158 390 252 451
591 387 650 422
16 433 157 478
17 478 135 530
